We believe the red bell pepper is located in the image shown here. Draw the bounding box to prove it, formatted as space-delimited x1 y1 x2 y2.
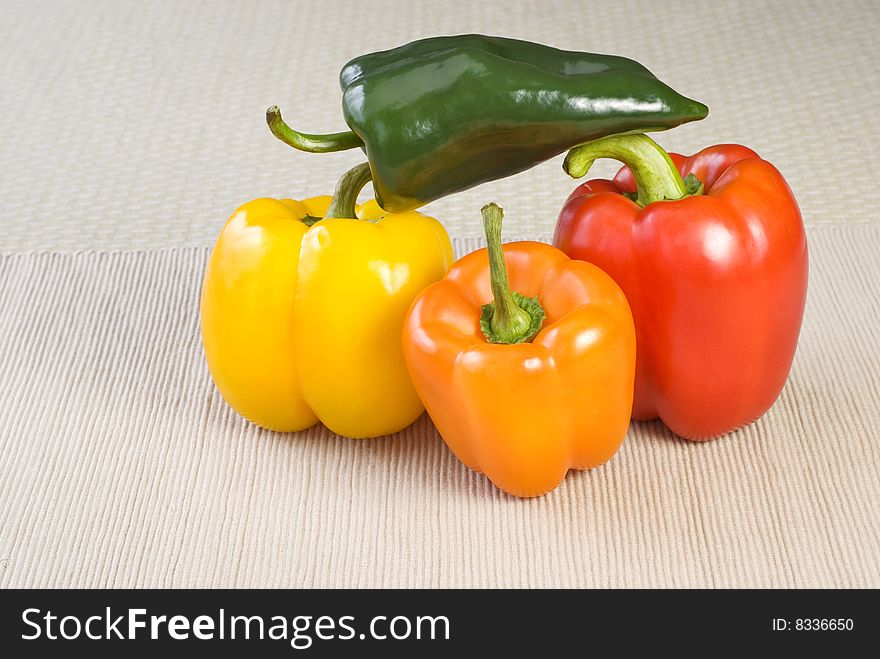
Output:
553 134 808 440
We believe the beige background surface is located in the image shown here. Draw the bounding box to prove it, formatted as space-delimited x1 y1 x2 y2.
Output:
1 0 879 587
1 0 877 251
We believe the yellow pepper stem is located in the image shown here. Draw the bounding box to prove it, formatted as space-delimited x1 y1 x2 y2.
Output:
325 162 373 220
479 203 545 344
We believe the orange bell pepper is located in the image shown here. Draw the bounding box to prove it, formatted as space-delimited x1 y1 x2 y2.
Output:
403 203 636 497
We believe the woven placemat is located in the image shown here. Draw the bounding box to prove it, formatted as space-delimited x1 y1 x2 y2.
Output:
1 229 878 588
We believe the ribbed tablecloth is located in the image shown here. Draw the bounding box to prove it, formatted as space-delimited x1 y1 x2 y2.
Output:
1 0 879 587
1 229 879 588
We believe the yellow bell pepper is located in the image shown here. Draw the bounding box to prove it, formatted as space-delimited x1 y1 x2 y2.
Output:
200 163 453 437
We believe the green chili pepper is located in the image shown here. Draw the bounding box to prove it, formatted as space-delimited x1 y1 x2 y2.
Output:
268 34 708 212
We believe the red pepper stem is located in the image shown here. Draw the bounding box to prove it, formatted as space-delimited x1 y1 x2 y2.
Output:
480 203 545 344
266 105 365 153
324 162 373 220
564 133 689 206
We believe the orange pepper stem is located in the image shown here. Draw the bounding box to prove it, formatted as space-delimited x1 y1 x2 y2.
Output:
266 105 364 153
564 133 702 207
479 203 545 344
325 162 373 219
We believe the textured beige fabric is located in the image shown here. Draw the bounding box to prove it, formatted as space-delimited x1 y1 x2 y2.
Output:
1 229 879 588
2 0 880 588
0 0 878 254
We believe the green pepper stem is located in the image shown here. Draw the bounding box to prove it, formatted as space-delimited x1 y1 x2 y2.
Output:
325 162 373 219
564 133 689 207
479 203 545 344
266 105 365 153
